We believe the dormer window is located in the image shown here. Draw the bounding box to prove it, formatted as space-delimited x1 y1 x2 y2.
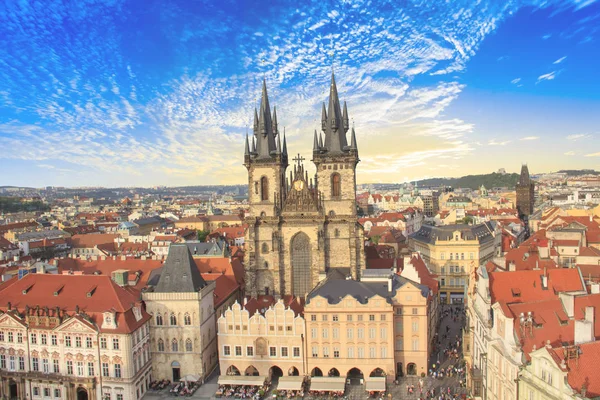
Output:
102 312 117 329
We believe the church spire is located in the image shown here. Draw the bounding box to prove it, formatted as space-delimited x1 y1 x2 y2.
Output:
282 129 288 158
321 103 327 131
321 71 349 154
254 79 277 159
272 106 278 136
519 164 531 185
244 132 250 156
350 126 357 151
313 130 319 153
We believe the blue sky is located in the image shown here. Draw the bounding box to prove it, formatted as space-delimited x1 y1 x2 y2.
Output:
1 0 599 187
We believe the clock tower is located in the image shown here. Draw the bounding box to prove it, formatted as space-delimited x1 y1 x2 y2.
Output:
243 73 365 298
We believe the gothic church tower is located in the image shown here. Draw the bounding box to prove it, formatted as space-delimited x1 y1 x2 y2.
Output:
244 74 365 298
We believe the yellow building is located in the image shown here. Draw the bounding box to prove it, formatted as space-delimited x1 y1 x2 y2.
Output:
305 271 434 382
409 222 501 303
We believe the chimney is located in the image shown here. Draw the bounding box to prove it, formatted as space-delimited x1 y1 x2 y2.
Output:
560 293 575 318
388 275 393 292
586 306 595 337
509 262 516 272
541 274 548 289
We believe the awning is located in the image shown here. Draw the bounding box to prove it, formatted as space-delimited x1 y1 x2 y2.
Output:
365 377 386 392
180 374 200 382
217 375 266 386
309 377 346 392
277 376 305 391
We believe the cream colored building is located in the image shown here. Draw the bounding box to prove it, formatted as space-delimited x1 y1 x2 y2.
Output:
142 244 217 383
0 274 152 400
217 300 306 378
409 222 501 303
305 272 434 381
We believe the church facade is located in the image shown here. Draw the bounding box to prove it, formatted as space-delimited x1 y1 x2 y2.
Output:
243 74 365 297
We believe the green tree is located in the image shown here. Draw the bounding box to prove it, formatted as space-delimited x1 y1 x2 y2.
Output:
197 230 210 242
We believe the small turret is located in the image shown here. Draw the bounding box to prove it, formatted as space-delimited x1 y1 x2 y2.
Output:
272 106 278 137
321 103 327 131
313 130 319 153
342 101 349 132
244 133 250 158
350 127 358 151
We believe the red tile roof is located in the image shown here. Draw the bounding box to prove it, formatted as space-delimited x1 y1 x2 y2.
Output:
554 239 580 247
489 268 584 305
244 295 304 316
70 234 119 249
0 221 38 233
554 340 600 397
0 274 150 334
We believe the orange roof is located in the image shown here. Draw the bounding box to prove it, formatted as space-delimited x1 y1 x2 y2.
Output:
0 274 149 334
489 268 584 304
554 340 600 397
579 247 600 257
244 295 304 316
554 239 580 247
211 224 247 238
407 254 439 294
0 221 38 233
70 233 118 249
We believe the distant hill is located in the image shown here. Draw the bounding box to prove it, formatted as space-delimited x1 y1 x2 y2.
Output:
557 169 600 176
416 172 520 190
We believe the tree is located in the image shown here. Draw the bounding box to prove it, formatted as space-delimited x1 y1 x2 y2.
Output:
197 230 210 242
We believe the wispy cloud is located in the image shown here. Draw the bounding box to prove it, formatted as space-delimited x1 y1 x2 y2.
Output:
511 78 522 84
519 136 540 141
567 133 592 140
553 56 567 64
585 152 600 157
537 70 562 82
488 139 511 146
564 151 576 155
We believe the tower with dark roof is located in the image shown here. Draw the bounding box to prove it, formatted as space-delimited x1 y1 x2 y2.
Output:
516 164 535 218
243 74 365 298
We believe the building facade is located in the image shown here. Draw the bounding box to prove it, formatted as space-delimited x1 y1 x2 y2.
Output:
409 222 501 303
217 300 306 378
0 274 152 400
516 164 535 218
243 75 365 298
142 244 217 383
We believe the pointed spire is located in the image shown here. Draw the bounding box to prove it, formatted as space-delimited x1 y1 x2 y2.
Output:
313 130 319 152
319 132 324 149
282 129 288 158
244 132 250 156
272 106 278 136
321 103 327 131
255 79 277 158
519 164 530 185
253 108 259 131
276 129 282 153
251 136 256 153
342 101 349 132
350 127 357 151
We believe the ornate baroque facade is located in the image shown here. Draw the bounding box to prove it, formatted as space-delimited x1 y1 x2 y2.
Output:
243 74 365 297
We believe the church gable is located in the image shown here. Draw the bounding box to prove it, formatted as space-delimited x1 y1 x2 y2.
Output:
282 156 321 214
54 316 97 334
0 313 26 329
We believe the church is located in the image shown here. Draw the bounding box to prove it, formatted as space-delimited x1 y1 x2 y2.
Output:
243 73 366 297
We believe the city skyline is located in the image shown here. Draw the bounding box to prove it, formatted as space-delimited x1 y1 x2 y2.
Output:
1 0 600 188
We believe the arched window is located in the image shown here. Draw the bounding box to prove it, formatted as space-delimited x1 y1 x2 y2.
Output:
261 243 269 253
157 339 164 352
170 313 177 326
155 315 163 326
334 229 340 238
331 173 341 198
184 313 191 326
260 176 269 201
264 262 269 269
171 339 178 352
185 339 193 352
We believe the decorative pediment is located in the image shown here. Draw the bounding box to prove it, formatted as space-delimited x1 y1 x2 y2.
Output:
132 306 142 322
282 156 321 214
55 317 97 334
0 313 25 328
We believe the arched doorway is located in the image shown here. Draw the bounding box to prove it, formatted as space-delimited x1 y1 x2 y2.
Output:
347 368 364 385
226 365 240 376
8 380 18 399
171 361 181 381
406 363 417 376
370 368 385 377
328 368 340 377
311 367 323 377
76 387 89 400
291 232 311 296
245 365 259 376
269 366 283 379
288 366 299 376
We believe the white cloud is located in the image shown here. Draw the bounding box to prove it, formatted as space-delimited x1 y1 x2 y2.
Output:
519 136 539 141
488 139 511 146
537 71 559 82
567 133 592 140
511 78 521 84
585 152 600 157
564 151 576 155
553 56 567 64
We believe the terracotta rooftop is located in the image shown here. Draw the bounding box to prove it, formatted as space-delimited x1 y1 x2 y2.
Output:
70 233 119 249
554 340 600 397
